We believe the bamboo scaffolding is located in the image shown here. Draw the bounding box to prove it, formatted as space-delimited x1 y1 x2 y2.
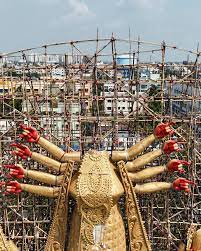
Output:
0 36 200 250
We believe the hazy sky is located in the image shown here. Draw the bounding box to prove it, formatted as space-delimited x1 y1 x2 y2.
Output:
0 0 201 53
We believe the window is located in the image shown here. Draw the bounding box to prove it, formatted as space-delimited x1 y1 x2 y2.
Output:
107 107 111 110
0 89 8 93
141 84 147 89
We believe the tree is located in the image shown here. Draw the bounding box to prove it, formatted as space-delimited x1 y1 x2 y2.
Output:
148 84 162 113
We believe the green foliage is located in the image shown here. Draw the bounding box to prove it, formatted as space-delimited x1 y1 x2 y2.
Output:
0 85 23 114
5 71 41 79
0 98 22 113
7 71 22 77
148 84 162 113
81 122 93 136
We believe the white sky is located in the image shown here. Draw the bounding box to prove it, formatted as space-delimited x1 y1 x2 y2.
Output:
0 0 200 53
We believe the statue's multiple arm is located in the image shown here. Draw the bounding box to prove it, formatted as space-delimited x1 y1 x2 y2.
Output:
134 178 194 194
19 124 81 162
3 164 64 186
1 122 194 199
2 164 63 198
129 157 193 194
0 122 197 251
128 159 190 182
111 122 174 162
11 143 68 173
115 122 193 194
1 124 74 198
125 140 179 172
126 141 192 194
5 181 60 198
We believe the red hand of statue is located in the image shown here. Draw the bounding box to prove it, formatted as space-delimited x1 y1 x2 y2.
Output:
154 122 174 138
173 178 194 193
10 143 32 159
167 159 190 173
163 140 180 154
19 124 40 143
6 181 22 194
3 164 25 179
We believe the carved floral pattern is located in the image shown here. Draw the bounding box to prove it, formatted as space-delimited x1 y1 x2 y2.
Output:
44 162 74 251
118 160 152 251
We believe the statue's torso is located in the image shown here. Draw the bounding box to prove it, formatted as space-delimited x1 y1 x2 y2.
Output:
69 151 124 202
68 151 126 250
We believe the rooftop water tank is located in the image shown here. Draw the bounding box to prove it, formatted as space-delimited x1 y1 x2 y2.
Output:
117 54 136 65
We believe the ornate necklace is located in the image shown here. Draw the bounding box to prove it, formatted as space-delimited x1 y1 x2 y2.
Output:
77 151 113 250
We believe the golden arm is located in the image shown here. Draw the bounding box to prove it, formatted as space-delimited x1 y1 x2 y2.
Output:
6 182 60 198
127 158 189 179
25 168 64 186
134 182 172 194
31 152 68 173
112 134 156 162
128 165 166 182
2 164 64 186
19 124 81 162
134 178 193 194
111 122 174 162
38 137 81 162
126 140 179 172
11 144 68 173
126 149 162 172
20 183 60 198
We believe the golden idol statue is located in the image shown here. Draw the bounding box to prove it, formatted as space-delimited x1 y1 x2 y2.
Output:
1 123 198 251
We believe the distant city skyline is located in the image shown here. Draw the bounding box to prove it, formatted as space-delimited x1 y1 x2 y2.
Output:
0 0 201 53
